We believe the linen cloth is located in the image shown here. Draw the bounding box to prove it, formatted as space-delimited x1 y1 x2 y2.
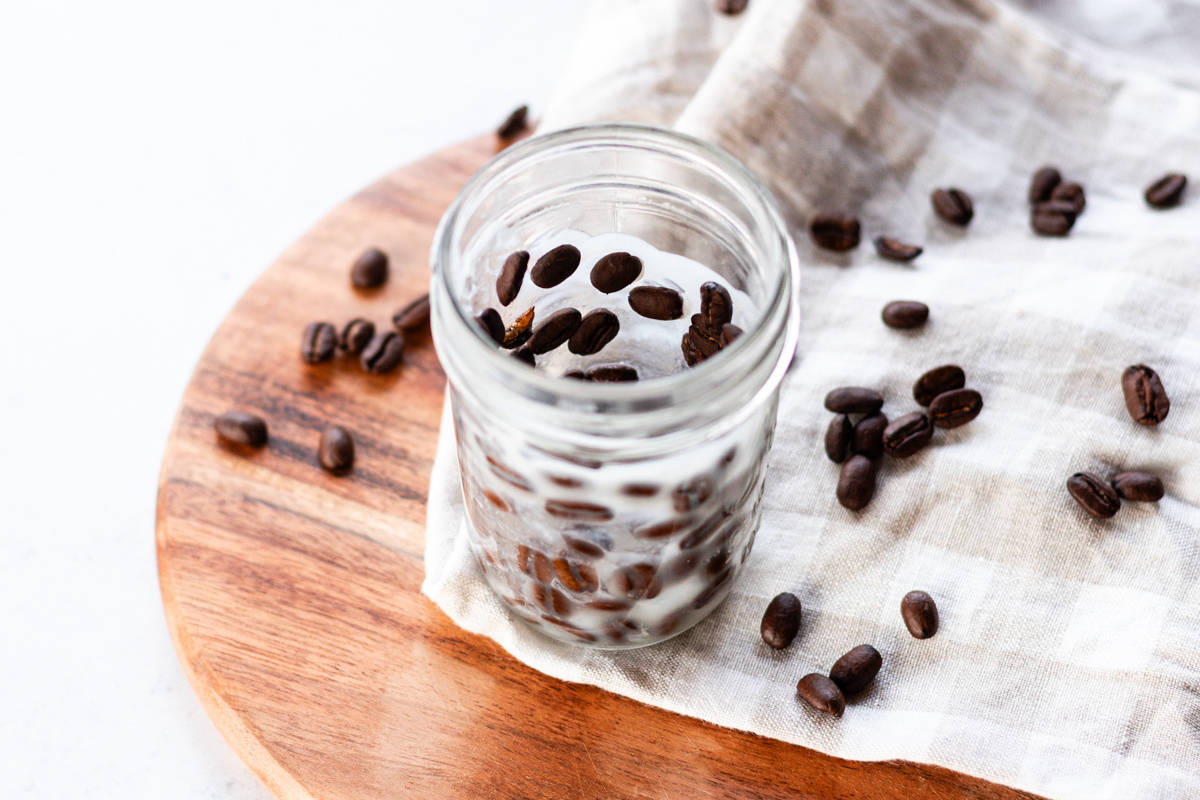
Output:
422 1 1200 796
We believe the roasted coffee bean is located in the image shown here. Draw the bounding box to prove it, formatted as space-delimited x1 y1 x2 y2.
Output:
392 294 430 332
318 425 355 475
678 513 725 550
361 331 405 374
673 476 714 512
529 307 582 354
1031 201 1076 236
715 0 748 14
932 187 973 225
590 252 642 293
809 214 861 251
1111 471 1164 502
214 411 268 448
824 387 884 415
913 364 965 406
609 563 658 600
760 592 802 650
553 558 599 593
1050 181 1085 215
882 412 933 458
1028 166 1062 203
496 104 529 140
684 326 721 364
501 307 535 350
487 455 532 491
544 499 613 521
1067 472 1121 519
692 566 732 609
901 590 938 639
829 644 882 695
621 482 659 497
563 534 606 558
496 250 529 306
301 322 337 364
721 324 743 345
929 388 983 429
629 285 684 320
873 236 923 262
881 300 929 329
586 364 639 382
563 370 586 380
681 330 702 367
853 413 888 459
824 413 852 463
797 674 845 717
518 546 555 583
476 308 505 344
568 309 620 355
531 584 571 616
634 517 692 540
1145 173 1187 208
349 247 388 289
531 244 582 288
836 455 876 511
339 318 375 355
700 281 734 331
482 490 510 512
1121 364 1170 425
512 346 535 367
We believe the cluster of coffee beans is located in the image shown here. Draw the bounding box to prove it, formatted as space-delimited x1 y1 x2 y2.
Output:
1028 166 1086 236
823 366 983 511
809 213 924 263
214 411 357 476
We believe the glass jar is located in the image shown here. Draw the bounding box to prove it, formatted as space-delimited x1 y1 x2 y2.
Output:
430 124 799 648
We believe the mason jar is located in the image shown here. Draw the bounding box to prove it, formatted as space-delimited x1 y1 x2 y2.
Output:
430 124 799 648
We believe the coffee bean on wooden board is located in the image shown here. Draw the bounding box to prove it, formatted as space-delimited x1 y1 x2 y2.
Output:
214 411 268 448
628 286 684 320
882 412 932 458
392 294 430 333
1144 173 1187 209
913 365 965 406
873 237 923 262
361 331 405 374
590 252 642 293
501 307 535 350
824 414 852 463
809 214 861 251
496 251 529 306
853 413 888 459
1111 471 1164 502
339 318 375 355
797 674 845 717
349 247 388 289
529 307 582 354
1049 182 1085 215
700 282 734 331
1121 364 1169 425
829 644 882 695
301 322 337 364
824 387 884 415
929 388 983 428
760 592 802 650
931 187 973 225
1028 166 1062 203
512 346 535 367
476 308 505 344
586 364 639 382
318 425 355 475
496 104 529 140
836 455 876 511
721 324 743 345
568 309 619 355
1067 472 1121 519
531 244 582 288
1031 200 1077 236
881 300 929 330
900 590 938 639
715 0 748 14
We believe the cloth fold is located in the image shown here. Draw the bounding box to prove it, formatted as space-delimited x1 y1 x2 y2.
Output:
424 1 1200 797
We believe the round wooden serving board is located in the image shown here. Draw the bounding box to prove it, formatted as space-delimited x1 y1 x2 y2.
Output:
157 135 1043 800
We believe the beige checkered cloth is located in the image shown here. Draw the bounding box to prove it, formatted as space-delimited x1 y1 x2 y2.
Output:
423 1 1200 796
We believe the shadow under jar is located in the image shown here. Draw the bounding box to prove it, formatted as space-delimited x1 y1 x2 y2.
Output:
431 124 799 648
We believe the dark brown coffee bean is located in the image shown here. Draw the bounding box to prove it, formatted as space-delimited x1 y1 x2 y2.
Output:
929 388 983 429
715 0 748 14
590 252 642 293
881 300 929 329
681 330 702 367
829 644 882 695
563 534 606 558
882 412 933 458
531 244 582 288
853 413 888 459
1122 364 1169 425
836 455 876 511
873 236 923 262
1050 181 1085 214
586 364 639 382
1028 166 1062 203
621 483 659 497
628 286 684 320
1031 201 1076 236
684 326 721 366
528 307 581 354
339 318 375 355
318 425 355 475
1067 472 1121 519
301 322 337 364
797 674 845 717
1111 471 1164 502
500 307 535 350
496 250 529 306
361 331 405 374
512 346 535 367
518 546 555 583
392 294 430 332
476 308 505 344
553 558 598 593
563 370 586 380
673 476 713 513
700 281 734 331
932 187 973 225
824 387 884 415
809 214 861 251
760 592 801 650
496 104 528 140
634 517 692 540
349 247 388 289
1145 173 1187 208
913 365 965 406
609 563 658 600
900 590 938 639
531 584 571 617
720 324 743 345
824 413 852 463
544 499 613 522
568 309 619 355
214 411 268 448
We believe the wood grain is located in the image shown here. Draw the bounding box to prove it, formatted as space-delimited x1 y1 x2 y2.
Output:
156 134 1045 800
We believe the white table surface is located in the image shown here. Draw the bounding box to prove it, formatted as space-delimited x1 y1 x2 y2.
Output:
0 2 587 796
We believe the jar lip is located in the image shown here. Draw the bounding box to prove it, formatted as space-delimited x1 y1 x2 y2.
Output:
431 122 800 414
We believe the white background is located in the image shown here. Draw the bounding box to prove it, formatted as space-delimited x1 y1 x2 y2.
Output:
0 2 587 796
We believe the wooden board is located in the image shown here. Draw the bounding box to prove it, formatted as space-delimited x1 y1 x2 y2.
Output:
156 134 1045 800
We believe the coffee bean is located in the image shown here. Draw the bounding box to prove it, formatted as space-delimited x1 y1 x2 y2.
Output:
681 330 702 367
361 331 405 374
829 644 882 695
882 411 933 458
873 237 923 262
531 584 571 616
544 499 613 521
1121 364 1169 425
339 318 375 355
913 364 965 406
760 592 801 650
929 388 983 428
809 214 861 251
824 413 852 463
496 104 528 140
563 370 586 380
836 454 876 511
586 364 639 382
301 322 337 364
1028 166 1062 203
609 563 658 600
1144 173 1186 208
518 546 554 583
476 308 505 344
797 674 845 717
932 187 973 225
318 425 355 475
621 483 659 497
1067 472 1121 519
512 346 535 367
528 308 582 355
500 307 535 350
392 294 430 333
590 252 642 293
700 281 734 331
824 387 884 415
1031 200 1076 236
715 0 748 14
496 250 529 306
1050 182 1085 215
629 286 684 320
214 411 268 448
900 590 938 639
563 534 606 558
853 413 888 459
684 325 721 364
881 300 929 329
568 309 619 355
531 244 582 288
349 247 388 289
721 324 743 345
1111 471 1164 502
553 558 599 594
